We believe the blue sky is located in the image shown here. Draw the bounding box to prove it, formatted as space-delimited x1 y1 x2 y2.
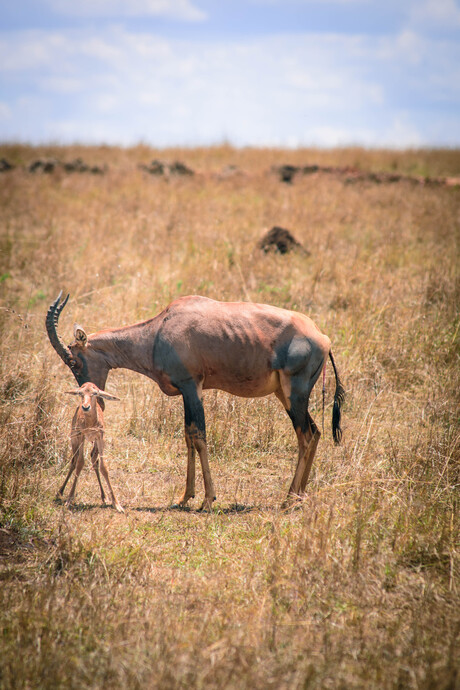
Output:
1 0 459 148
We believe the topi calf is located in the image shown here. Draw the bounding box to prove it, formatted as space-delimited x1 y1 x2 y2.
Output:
57 381 124 513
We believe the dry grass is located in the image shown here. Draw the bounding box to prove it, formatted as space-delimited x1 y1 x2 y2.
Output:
0 144 459 689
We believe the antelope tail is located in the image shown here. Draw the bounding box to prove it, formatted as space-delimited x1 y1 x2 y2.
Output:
329 351 345 444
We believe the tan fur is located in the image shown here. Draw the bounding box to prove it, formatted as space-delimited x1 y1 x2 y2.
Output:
56 382 124 513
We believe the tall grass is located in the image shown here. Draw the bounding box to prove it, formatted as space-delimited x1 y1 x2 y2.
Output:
0 145 458 689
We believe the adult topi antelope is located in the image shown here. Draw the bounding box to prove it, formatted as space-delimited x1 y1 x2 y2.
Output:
47 292 344 510
57 381 124 513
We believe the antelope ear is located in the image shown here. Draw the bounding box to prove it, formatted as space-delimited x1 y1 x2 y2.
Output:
97 391 120 402
65 389 81 396
73 323 88 347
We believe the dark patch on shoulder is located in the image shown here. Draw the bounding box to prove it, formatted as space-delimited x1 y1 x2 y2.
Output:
271 341 290 370
152 332 191 387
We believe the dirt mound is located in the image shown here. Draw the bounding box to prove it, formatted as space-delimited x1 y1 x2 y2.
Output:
63 158 105 174
0 158 14 172
258 226 309 255
28 158 105 174
139 159 194 177
271 163 460 188
28 159 59 173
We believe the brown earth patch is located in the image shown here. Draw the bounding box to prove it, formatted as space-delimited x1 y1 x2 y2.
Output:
257 226 309 255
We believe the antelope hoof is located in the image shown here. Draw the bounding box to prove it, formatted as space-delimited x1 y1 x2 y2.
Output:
178 493 194 507
199 496 216 512
113 503 125 514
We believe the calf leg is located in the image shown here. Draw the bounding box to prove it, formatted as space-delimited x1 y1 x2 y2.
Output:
95 437 124 513
57 435 82 499
57 451 78 499
66 445 85 506
90 442 108 505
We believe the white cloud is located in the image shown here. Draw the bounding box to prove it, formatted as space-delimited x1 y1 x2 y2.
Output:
383 116 423 147
0 31 63 71
0 102 12 120
93 93 120 113
307 125 361 147
394 30 424 65
46 0 207 21
40 76 84 93
409 0 460 29
0 24 459 147
249 0 368 4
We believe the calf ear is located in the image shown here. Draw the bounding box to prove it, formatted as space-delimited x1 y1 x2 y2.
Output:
65 389 81 396
73 323 88 347
98 392 120 402
98 391 120 402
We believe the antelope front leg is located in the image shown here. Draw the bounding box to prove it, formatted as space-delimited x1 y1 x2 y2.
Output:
194 434 215 511
181 382 216 511
177 429 196 507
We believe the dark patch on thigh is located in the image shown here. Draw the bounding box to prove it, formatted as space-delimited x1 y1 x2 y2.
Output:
272 336 312 374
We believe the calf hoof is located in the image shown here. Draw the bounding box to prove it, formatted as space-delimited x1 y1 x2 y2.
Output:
281 494 302 511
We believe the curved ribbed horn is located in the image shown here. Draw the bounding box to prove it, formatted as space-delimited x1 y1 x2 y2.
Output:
46 291 74 368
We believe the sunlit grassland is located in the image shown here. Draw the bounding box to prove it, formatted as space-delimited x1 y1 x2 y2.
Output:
0 145 459 689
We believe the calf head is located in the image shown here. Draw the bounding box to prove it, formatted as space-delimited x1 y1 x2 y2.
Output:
66 381 120 413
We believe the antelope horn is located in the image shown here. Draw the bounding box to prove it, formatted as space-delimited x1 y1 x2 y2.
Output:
46 291 74 369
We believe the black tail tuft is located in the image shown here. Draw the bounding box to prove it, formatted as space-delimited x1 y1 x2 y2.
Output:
329 351 345 445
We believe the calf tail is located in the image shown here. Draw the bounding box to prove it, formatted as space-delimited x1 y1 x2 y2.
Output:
329 351 345 444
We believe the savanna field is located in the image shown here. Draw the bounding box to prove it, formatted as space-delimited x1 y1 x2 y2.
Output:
0 144 459 689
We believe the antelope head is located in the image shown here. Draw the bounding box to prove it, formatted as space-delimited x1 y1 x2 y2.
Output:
46 291 109 388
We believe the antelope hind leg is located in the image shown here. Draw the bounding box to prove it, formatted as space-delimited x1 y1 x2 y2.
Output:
299 414 321 494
